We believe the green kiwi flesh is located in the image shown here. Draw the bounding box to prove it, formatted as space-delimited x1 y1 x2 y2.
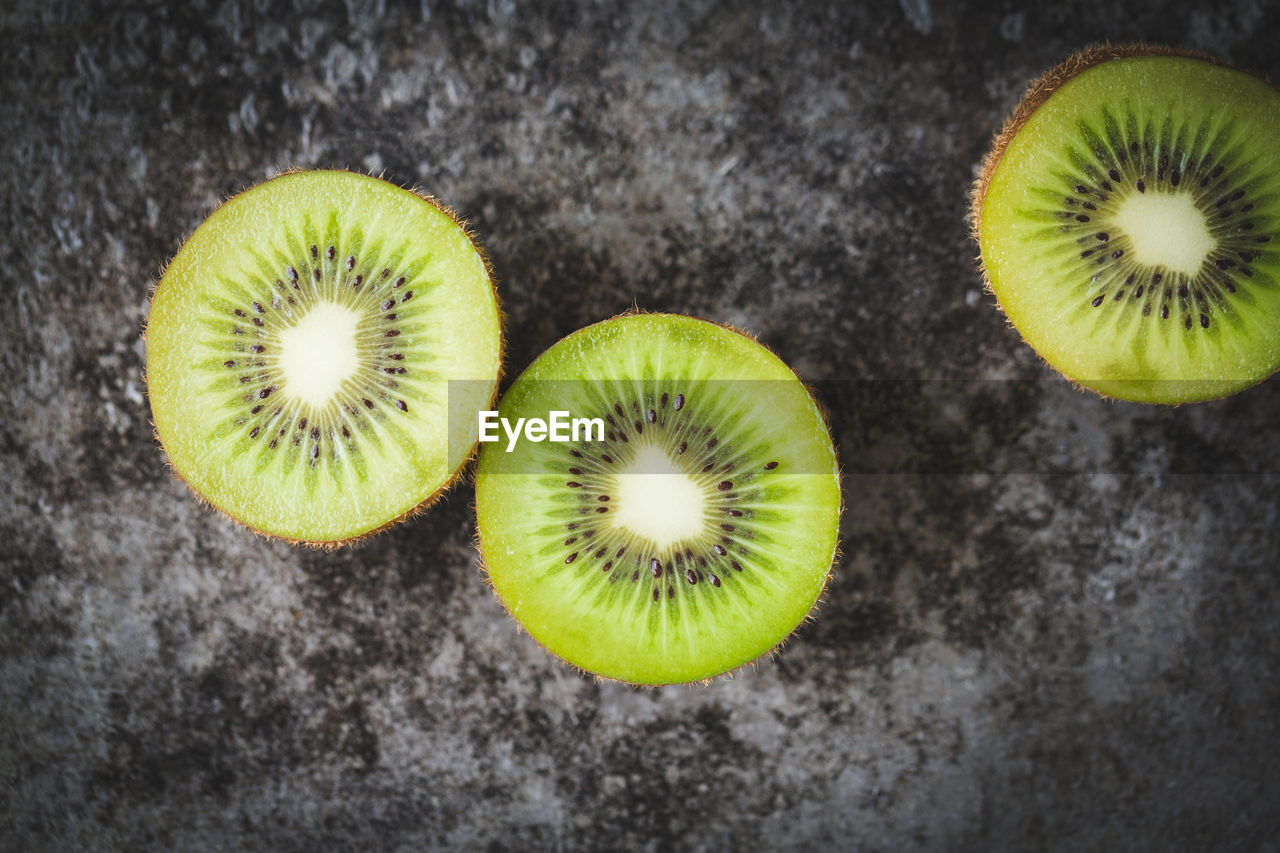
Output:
146 170 502 544
974 46 1280 403
474 314 841 685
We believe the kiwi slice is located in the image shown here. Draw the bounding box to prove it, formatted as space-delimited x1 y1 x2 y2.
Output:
145 170 502 543
474 314 841 685
973 45 1280 403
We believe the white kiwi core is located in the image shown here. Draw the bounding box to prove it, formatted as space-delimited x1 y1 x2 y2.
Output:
278 301 361 406
1111 190 1214 275
610 444 706 548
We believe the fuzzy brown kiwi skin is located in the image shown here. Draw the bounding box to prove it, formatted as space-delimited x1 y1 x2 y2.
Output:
471 308 844 687
968 43 1280 405
141 167 506 549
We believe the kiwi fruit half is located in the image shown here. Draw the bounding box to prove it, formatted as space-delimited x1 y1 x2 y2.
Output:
474 313 841 685
145 170 502 544
973 45 1280 403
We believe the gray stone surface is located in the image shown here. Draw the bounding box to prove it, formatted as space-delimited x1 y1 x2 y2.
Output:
3 1 1280 850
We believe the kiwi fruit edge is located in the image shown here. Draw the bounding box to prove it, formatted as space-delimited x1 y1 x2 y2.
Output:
971 43 1280 403
474 312 843 686
144 168 504 546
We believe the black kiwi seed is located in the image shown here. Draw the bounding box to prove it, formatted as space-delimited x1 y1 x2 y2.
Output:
1035 114 1274 335
538 380 778 611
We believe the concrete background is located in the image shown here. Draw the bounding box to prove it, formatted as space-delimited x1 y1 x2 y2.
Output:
3 1 1279 850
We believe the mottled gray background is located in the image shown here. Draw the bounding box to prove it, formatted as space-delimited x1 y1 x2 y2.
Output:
3 1 1280 850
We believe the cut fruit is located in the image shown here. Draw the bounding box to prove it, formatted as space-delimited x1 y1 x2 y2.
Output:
474 314 842 685
145 170 502 544
973 45 1280 403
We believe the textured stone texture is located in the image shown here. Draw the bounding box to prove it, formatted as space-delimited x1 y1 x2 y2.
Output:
3 1 1280 850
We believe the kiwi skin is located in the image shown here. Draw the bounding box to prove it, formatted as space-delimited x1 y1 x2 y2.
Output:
142 167 505 548
969 43 1280 403
473 310 844 687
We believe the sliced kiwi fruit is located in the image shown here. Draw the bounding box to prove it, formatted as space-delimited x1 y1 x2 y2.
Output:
145 170 502 544
474 313 841 685
973 44 1280 403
